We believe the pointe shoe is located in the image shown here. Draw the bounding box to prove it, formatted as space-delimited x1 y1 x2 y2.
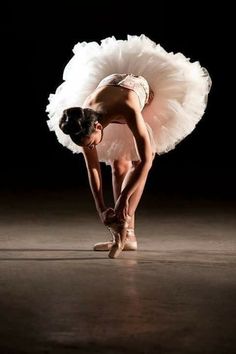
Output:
108 222 126 259
108 215 137 258
93 228 137 251
125 228 138 250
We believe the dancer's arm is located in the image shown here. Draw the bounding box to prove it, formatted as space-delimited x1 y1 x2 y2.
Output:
121 107 153 199
82 147 106 216
114 107 153 219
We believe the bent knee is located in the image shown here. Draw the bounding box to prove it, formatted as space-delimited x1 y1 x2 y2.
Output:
112 159 133 177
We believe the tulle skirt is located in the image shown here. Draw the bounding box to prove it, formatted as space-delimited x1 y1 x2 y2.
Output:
46 34 212 164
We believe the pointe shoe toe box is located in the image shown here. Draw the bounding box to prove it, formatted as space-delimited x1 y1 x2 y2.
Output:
123 240 137 251
93 241 113 251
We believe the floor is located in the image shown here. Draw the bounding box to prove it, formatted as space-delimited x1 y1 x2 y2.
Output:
0 188 236 354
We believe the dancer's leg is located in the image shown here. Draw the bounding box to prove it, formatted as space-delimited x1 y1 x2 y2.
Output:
93 159 137 253
108 159 140 258
109 156 154 258
111 159 135 229
120 158 154 217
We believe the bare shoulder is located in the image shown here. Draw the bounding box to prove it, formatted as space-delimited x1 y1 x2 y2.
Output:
121 102 146 133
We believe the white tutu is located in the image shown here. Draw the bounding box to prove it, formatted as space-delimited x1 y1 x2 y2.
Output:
46 34 211 164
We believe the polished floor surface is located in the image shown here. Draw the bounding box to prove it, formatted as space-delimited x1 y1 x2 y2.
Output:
0 189 236 353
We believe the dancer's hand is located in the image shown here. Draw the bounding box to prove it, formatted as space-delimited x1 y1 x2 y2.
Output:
100 207 116 225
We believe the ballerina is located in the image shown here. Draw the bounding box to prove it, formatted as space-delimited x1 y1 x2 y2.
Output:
46 35 211 258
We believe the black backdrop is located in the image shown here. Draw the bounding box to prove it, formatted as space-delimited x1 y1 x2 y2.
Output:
1 1 235 200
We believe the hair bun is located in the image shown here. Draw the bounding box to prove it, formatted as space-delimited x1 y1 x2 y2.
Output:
59 108 83 135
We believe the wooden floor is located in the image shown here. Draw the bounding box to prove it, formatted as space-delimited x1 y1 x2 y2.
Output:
0 189 236 353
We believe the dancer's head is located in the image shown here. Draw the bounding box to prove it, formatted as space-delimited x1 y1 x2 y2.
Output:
59 107 103 149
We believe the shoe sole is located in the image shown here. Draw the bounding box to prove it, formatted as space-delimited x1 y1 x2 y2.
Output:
93 242 137 252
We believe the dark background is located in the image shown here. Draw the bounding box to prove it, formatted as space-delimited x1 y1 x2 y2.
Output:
1 1 235 201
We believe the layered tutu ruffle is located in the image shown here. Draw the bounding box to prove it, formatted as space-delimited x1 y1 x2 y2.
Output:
46 34 211 163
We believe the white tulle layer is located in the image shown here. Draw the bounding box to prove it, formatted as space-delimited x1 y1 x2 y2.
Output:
46 34 211 164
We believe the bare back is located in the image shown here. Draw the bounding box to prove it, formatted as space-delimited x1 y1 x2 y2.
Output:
82 86 141 126
82 83 153 168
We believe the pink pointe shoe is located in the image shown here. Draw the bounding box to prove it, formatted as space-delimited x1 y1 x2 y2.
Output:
93 228 137 252
93 228 138 252
108 221 128 259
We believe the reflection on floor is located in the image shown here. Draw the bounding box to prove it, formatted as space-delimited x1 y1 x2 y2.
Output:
0 189 236 354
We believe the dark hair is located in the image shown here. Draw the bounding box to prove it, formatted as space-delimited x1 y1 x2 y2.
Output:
59 107 101 145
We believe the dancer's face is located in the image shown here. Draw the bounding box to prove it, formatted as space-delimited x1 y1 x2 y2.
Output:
81 123 103 150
